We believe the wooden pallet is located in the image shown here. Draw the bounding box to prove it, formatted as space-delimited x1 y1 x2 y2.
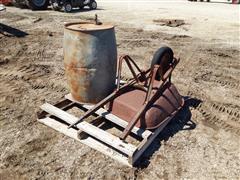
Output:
37 94 175 167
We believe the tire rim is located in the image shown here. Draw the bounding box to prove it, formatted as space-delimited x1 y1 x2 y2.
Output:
91 1 96 9
65 4 72 11
32 0 46 7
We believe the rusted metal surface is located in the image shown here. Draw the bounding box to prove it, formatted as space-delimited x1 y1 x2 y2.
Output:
115 51 182 139
68 46 183 140
108 82 183 130
68 78 137 129
64 22 117 104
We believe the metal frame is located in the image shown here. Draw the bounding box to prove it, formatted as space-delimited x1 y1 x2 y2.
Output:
67 55 180 139
37 55 182 166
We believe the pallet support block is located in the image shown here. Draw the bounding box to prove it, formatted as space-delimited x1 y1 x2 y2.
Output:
37 95 172 166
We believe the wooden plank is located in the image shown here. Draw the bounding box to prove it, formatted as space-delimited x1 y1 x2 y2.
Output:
65 94 152 139
38 117 131 167
37 99 73 119
86 106 152 139
130 116 174 165
40 103 137 156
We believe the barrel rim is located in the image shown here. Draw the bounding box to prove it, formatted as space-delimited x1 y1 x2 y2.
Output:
64 21 115 32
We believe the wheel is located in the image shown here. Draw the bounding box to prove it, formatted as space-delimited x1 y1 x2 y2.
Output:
26 0 49 10
88 0 97 10
63 2 72 12
151 46 174 80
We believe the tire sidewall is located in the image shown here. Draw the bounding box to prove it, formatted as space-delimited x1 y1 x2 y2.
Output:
89 0 97 9
151 46 174 80
64 2 72 12
27 0 48 10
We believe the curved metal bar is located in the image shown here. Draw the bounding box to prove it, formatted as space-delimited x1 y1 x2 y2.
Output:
117 55 146 91
145 65 160 103
120 57 180 140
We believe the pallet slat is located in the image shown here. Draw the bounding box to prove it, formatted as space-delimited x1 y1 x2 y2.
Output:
131 116 174 165
39 117 131 167
65 94 152 139
40 103 137 156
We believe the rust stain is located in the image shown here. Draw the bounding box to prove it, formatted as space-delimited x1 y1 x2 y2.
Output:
109 81 183 129
64 22 117 104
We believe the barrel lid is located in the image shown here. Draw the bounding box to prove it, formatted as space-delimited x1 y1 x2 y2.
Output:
64 22 114 31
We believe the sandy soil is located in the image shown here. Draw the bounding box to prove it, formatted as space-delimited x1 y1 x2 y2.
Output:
0 0 240 179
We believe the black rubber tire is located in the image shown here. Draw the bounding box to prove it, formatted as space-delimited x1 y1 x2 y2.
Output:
89 0 97 10
63 2 72 12
151 46 174 80
27 0 49 10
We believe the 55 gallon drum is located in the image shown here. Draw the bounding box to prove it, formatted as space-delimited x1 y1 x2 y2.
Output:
64 22 117 104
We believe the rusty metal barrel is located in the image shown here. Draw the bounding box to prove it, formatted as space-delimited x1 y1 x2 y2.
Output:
64 22 117 104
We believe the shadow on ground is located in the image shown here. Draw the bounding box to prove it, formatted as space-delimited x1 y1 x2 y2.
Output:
0 23 28 37
135 97 202 168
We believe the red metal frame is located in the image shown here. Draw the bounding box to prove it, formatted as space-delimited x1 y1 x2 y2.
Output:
68 55 180 140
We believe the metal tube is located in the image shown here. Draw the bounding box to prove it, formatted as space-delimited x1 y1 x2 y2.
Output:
68 80 137 129
120 57 180 140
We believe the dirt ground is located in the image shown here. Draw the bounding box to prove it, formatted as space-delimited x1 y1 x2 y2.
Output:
0 0 240 179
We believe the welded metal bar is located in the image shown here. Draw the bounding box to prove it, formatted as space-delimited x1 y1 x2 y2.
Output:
120 66 160 140
117 55 124 90
125 59 139 83
117 55 143 90
68 80 137 129
120 103 148 140
125 55 142 73
68 91 117 129
145 65 159 103
162 58 180 81
120 57 180 140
